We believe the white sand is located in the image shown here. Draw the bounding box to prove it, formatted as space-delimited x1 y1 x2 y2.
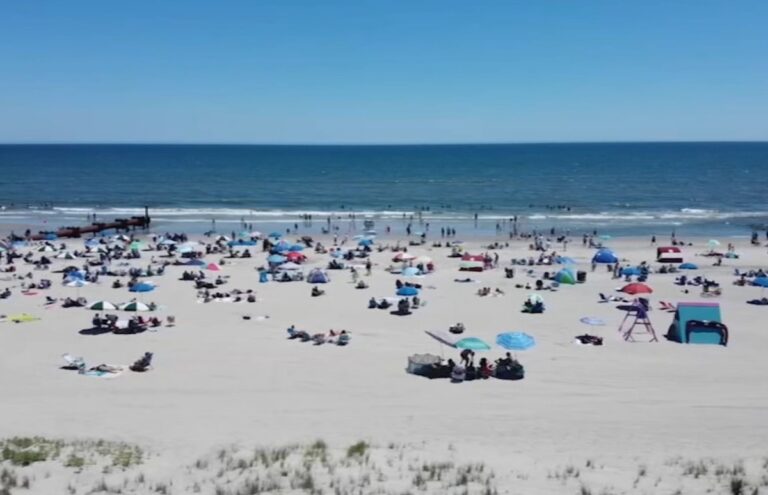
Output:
1 233 767 493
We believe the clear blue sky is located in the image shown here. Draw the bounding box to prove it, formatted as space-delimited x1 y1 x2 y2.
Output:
1 0 766 143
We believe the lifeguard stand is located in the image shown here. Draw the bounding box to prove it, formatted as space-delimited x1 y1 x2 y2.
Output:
618 299 658 342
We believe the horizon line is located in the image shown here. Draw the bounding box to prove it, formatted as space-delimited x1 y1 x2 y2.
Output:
0 139 767 146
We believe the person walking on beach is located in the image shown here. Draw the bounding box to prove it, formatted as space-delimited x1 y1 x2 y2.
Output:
365 258 372 276
651 235 656 245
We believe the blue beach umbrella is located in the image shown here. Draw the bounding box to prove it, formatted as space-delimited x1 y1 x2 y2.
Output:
288 244 305 252
555 256 576 265
268 232 282 239
679 262 698 270
396 286 419 296
752 277 768 288
267 254 287 264
184 259 206 266
129 282 155 293
358 239 374 247
496 332 536 351
455 337 492 351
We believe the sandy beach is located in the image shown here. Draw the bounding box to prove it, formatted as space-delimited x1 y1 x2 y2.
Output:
0 228 767 494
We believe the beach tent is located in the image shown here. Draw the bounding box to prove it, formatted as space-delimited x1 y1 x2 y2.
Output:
554 269 576 285
402 267 421 277
358 239 374 247
555 256 576 265
592 249 618 264
459 260 484 272
184 259 206 266
657 247 683 263
679 262 698 270
620 267 643 277
38 245 56 253
205 263 221 271
307 269 329 284
752 277 768 288
396 286 419 296
666 302 728 345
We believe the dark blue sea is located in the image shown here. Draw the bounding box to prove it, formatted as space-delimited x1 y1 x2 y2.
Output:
0 143 766 237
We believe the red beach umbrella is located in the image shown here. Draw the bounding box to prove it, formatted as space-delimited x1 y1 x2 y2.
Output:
621 283 653 295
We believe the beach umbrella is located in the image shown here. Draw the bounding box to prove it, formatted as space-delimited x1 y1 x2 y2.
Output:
679 262 698 270
413 256 432 264
454 337 492 351
425 330 459 347
285 251 305 262
592 249 618 264
129 241 143 251
621 282 653 295
87 301 117 311
85 238 101 248
268 232 282 239
184 259 206 266
496 332 536 351
358 239 374 247
708 239 721 249
158 239 176 246
249 231 263 239
288 244 305 252
267 254 286 264
129 283 155 293
752 277 768 288
554 269 576 285
402 267 421 277
38 245 56 253
396 286 419 296
120 301 151 312
205 263 221 271
215 235 231 242
526 293 544 305
65 279 89 288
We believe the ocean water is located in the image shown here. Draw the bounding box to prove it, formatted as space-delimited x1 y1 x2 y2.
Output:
0 143 766 237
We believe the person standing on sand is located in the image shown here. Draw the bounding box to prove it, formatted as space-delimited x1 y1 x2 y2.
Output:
651 235 656 245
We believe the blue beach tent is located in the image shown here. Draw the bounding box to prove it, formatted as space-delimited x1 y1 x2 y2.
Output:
592 249 618 264
666 302 728 345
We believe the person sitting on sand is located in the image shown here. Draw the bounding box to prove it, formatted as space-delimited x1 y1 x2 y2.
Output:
478 358 493 379
311 286 325 297
497 352 514 367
